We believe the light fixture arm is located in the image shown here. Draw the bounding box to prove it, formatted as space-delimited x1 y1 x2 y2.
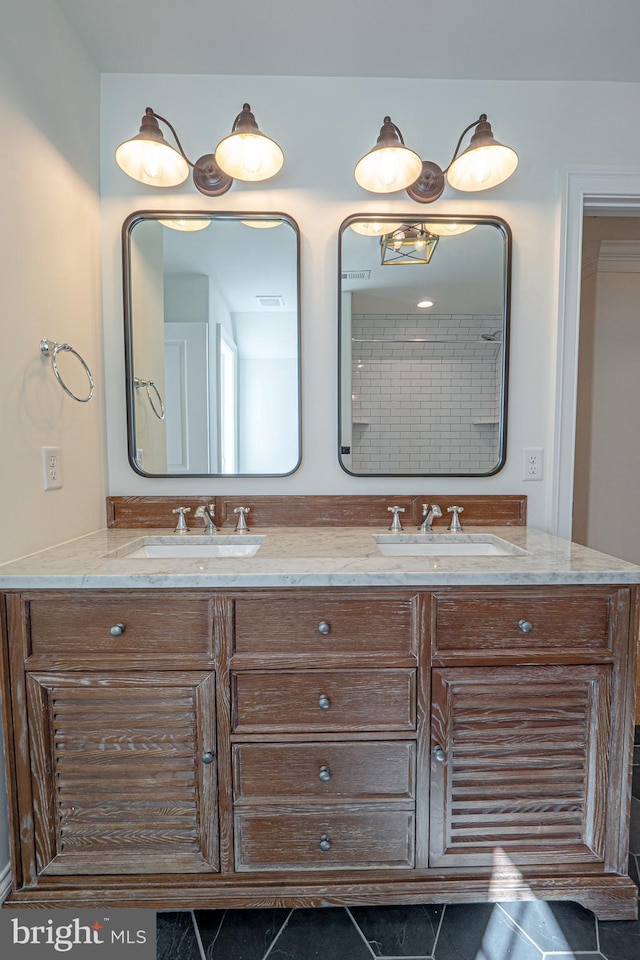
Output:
443 114 487 173
144 107 194 169
144 107 234 197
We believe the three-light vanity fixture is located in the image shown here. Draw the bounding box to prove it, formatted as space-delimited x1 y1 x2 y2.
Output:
115 104 517 201
115 103 284 196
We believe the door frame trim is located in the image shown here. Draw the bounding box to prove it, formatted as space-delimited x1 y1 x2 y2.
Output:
552 166 640 539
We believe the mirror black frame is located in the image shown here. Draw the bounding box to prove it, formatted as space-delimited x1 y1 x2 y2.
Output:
338 213 512 477
122 210 302 478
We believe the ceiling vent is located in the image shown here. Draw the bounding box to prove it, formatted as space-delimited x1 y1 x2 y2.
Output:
341 269 371 281
256 295 285 308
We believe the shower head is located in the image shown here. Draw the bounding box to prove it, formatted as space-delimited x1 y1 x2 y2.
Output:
481 330 502 342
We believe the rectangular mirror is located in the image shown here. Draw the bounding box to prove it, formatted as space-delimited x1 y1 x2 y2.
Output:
122 212 301 477
339 215 511 476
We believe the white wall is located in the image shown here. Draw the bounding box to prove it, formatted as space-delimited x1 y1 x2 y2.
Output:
0 0 105 560
100 74 640 530
0 0 104 899
238 357 299 474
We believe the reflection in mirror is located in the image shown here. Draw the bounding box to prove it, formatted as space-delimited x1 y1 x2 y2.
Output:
339 215 511 476
123 212 301 477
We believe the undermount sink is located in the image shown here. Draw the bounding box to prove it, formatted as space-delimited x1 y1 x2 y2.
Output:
373 533 528 557
107 535 266 559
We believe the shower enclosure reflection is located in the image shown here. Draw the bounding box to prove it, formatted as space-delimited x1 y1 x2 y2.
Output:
339 215 511 476
123 213 301 477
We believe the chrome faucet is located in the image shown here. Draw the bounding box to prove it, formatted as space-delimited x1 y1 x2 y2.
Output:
234 506 251 532
447 505 465 532
194 504 217 534
387 506 405 533
418 503 442 532
171 506 191 533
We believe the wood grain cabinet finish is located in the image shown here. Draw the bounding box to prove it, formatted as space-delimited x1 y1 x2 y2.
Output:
234 809 415 871
232 669 416 733
25 592 214 659
0 584 637 919
234 596 415 657
232 741 416 801
25 671 218 877
432 589 614 655
429 664 611 867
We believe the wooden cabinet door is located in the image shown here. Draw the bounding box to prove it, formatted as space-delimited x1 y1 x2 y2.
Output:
429 665 612 868
25 671 219 876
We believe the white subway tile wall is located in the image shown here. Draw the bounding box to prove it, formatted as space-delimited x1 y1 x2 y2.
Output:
351 315 502 474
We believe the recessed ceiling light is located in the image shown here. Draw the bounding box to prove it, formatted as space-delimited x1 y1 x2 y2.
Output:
417 299 435 309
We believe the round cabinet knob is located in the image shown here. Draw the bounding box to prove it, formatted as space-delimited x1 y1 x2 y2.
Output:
318 694 331 710
318 765 331 782
319 835 331 852
433 746 446 763
317 620 331 635
109 623 125 637
201 750 215 765
518 619 533 634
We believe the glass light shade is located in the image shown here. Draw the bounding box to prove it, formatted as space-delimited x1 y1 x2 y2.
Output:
355 146 422 194
241 219 283 229
159 219 211 232
425 221 477 237
115 113 189 188
446 117 518 192
215 133 283 181
349 220 403 237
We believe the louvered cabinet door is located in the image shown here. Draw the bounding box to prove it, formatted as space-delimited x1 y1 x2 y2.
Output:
25 671 219 876
429 665 612 868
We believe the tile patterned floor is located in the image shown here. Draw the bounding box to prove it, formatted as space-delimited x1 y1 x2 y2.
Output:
157 729 640 960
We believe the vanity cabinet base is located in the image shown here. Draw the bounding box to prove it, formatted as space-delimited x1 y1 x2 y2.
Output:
4 873 638 921
1 584 637 923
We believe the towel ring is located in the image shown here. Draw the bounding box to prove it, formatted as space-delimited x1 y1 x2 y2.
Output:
40 339 94 403
134 377 165 420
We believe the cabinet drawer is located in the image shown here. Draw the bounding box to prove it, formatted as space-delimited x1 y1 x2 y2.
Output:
235 809 414 871
233 741 415 801
234 596 414 657
27 593 213 657
232 670 415 732
433 591 613 653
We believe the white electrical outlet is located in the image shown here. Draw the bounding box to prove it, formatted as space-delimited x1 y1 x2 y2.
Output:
42 446 63 490
523 447 543 481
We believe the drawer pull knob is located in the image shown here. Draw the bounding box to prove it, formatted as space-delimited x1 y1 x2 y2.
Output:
318 765 331 782
433 746 446 763
109 623 125 637
318 694 331 710
518 619 533 633
318 620 331 635
319 834 331 852
201 750 215 765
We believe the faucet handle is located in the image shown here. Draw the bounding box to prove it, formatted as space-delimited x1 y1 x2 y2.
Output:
172 506 191 533
234 506 251 533
387 505 405 532
447 505 464 532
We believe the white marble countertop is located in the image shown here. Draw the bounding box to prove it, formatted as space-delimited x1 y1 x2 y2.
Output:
1 525 640 588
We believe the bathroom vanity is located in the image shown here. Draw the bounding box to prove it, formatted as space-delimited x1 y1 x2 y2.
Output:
0 495 638 919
